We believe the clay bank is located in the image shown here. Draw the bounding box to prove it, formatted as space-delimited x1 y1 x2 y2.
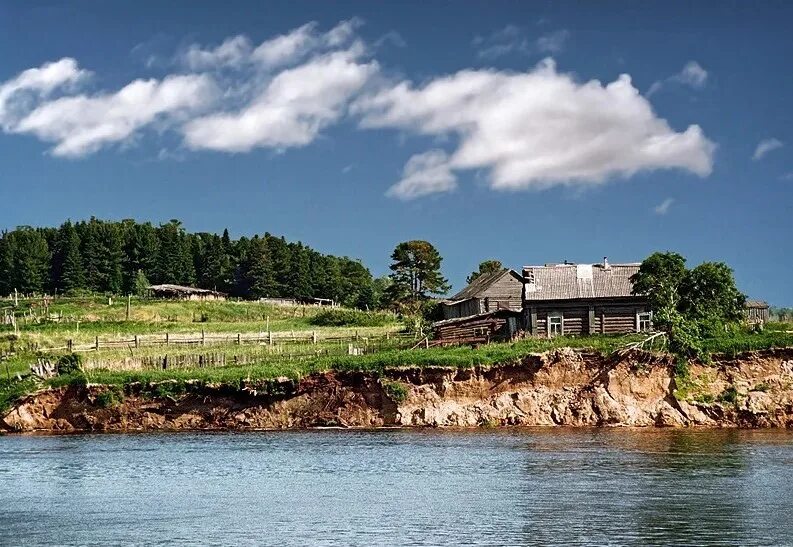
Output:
4 348 793 433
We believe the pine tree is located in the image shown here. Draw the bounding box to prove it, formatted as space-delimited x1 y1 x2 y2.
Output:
287 243 311 297
53 221 85 294
10 228 50 294
244 236 277 299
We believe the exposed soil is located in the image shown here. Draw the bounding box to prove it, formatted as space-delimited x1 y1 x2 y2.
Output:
4 348 793 433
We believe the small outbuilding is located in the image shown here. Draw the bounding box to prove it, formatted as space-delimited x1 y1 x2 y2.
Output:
147 284 227 301
440 269 523 320
745 300 769 326
432 309 522 345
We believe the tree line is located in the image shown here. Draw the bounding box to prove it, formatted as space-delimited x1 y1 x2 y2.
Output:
0 218 387 308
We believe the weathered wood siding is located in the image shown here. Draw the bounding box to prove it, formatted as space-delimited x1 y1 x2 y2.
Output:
441 298 484 319
524 298 649 337
433 311 521 343
746 306 769 324
479 273 523 312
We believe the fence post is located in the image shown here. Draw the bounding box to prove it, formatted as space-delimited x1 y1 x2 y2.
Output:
202 329 205 346
95 336 99 351
237 333 241 345
268 331 273 345
67 339 73 352
355 330 359 341
312 330 317 344
165 333 169 346
134 335 139 349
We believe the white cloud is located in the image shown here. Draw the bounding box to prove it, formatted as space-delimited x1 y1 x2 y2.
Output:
183 35 252 70
182 49 377 152
251 23 319 68
0 58 89 128
473 26 569 59
536 30 570 54
753 138 783 160
676 61 707 88
781 171 793 181
356 59 715 197
181 19 363 71
387 150 457 199
648 61 708 96
653 197 674 215
473 25 529 59
14 74 218 157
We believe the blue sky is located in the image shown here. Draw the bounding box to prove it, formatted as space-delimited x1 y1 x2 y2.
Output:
1 1 791 305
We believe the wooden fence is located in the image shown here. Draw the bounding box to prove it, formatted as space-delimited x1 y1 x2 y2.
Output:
50 327 409 353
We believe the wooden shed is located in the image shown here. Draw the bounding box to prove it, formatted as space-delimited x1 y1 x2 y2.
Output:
745 300 769 326
432 309 522 345
147 284 227 301
522 259 650 337
440 269 523 320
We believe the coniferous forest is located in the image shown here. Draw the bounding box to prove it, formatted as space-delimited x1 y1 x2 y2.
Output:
0 218 385 308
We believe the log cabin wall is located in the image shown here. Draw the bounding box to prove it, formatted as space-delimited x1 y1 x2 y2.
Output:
433 315 508 341
524 298 650 336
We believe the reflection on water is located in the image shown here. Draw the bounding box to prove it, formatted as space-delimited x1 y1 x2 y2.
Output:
1 429 792 546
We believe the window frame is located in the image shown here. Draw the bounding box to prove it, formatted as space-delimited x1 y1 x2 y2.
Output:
637 311 653 332
548 313 563 337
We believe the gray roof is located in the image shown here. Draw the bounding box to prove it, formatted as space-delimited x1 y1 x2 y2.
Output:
523 263 641 301
745 300 769 309
445 269 522 303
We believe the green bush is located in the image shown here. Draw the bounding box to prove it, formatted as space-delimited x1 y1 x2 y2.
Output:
309 309 393 327
381 379 409 403
717 386 739 405
95 386 124 408
56 353 82 375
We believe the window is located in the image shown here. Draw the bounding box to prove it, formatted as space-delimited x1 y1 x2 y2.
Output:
638 312 652 332
548 314 563 336
473 327 488 337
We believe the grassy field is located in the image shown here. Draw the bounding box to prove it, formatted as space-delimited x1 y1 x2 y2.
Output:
1 298 399 349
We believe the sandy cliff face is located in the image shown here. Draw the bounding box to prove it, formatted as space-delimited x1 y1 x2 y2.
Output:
3 348 793 432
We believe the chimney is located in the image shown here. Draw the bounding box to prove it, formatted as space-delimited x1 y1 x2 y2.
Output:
603 256 610 270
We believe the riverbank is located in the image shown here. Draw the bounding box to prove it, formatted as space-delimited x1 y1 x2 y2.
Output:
4 347 793 432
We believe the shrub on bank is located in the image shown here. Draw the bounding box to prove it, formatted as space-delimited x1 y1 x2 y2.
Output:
309 309 394 327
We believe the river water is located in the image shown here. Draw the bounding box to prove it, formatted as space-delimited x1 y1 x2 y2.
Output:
1 428 792 546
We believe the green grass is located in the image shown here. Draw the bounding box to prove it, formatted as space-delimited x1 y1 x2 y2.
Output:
309 309 395 327
701 329 793 357
0 297 401 351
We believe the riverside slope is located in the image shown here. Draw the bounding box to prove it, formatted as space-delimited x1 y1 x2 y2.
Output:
4 348 793 432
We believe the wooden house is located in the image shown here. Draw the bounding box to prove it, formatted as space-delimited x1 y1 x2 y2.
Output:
745 300 769 326
432 309 522 345
522 258 651 336
440 269 523 320
147 284 227 301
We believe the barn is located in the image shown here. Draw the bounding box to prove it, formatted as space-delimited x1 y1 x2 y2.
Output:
440 269 523 320
522 259 651 336
432 309 522 345
745 300 770 326
146 284 227 301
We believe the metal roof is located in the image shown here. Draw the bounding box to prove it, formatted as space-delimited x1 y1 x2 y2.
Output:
522 263 641 301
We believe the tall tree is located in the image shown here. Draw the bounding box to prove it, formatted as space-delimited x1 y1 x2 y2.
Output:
631 251 746 356
52 221 84 294
7 228 50 294
388 240 450 303
466 260 503 284
243 236 277 299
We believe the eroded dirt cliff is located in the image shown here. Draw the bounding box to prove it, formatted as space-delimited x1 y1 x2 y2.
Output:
4 348 793 433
